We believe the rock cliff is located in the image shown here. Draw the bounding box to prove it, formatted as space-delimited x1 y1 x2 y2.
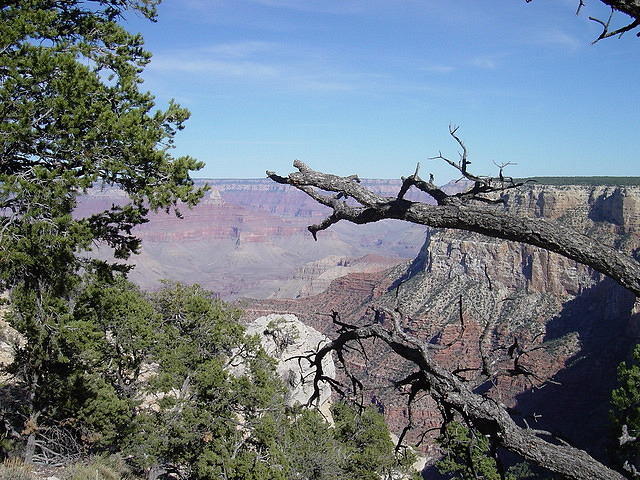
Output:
78 179 430 298
244 183 640 464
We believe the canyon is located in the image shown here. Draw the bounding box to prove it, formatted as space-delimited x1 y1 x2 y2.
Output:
243 182 640 467
75 178 640 470
78 178 433 299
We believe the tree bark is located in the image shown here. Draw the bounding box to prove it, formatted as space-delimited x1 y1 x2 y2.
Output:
267 161 640 296
23 432 36 464
600 0 640 21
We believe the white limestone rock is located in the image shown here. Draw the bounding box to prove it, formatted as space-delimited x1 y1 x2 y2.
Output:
245 314 335 418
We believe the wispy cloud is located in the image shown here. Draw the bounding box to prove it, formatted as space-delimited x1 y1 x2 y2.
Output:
247 0 367 15
181 0 228 14
150 57 280 79
296 79 354 91
421 64 455 74
533 29 581 50
149 52 365 92
213 139 302 145
148 41 393 92
180 0 441 17
471 55 498 69
203 41 279 58
148 44 513 98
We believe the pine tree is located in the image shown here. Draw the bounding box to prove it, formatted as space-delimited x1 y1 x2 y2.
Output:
0 0 205 460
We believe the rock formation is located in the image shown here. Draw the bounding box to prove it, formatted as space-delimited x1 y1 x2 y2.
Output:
77 179 430 299
244 183 640 464
244 313 335 420
0 295 22 382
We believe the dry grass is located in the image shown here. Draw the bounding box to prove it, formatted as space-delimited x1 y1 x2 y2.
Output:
62 456 132 480
0 458 35 480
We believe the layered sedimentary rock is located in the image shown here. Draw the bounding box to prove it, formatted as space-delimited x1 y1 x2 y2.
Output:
78 179 430 298
245 183 640 464
271 254 404 298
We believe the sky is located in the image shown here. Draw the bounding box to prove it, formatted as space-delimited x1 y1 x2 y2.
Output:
126 0 639 181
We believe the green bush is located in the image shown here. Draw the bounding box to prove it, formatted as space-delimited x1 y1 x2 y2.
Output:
437 422 533 480
0 0 205 461
611 345 640 475
4 278 418 479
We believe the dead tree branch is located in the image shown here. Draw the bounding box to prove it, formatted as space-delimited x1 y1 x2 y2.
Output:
594 0 640 38
525 0 640 41
303 308 626 480
589 7 640 42
267 129 639 479
266 156 640 297
596 0 640 20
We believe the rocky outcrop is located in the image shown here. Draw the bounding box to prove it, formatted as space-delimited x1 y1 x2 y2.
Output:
244 314 335 419
267 254 405 298
387 185 640 458
400 185 640 306
0 296 23 381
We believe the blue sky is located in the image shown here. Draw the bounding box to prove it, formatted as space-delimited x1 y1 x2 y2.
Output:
128 0 639 181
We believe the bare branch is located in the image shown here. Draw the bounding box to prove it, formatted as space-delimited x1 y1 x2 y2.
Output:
577 0 586 15
589 6 640 42
267 129 639 480
398 162 449 204
394 374 427 452
526 0 640 41
267 158 640 296
591 16 640 42
301 317 626 480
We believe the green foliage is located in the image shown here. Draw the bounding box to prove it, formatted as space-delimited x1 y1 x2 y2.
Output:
277 408 345 480
332 402 420 480
4 279 279 475
0 0 206 456
610 344 640 474
261 402 419 480
437 422 532 480
122 282 287 479
5 276 154 445
4 276 417 478
0 0 206 292
264 316 300 355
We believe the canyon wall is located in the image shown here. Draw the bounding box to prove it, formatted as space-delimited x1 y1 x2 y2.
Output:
79 179 640 464
245 183 640 466
78 179 432 299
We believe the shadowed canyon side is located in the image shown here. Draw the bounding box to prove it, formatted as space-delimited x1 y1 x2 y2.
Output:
77 179 433 299
244 184 640 465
